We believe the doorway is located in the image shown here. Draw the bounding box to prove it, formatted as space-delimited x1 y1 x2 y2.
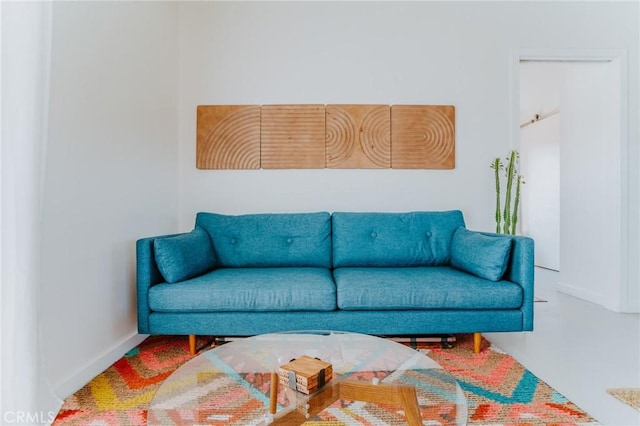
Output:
519 61 562 271
512 53 627 312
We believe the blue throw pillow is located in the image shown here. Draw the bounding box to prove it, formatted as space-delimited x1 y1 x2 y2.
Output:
450 226 512 281
154 227 216 283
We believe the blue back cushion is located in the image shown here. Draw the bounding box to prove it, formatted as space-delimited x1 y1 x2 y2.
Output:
153 227 216 283
450 227 513 281
332 211 465 267
196 212 332 268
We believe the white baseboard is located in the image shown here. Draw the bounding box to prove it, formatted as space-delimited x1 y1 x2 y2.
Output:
52 333 149 400
557 281 602 306
557 281 640 313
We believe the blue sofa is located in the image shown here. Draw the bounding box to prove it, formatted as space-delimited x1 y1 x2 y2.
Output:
137 211 534 354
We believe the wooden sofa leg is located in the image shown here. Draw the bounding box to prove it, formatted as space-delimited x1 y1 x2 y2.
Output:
473 332 482 354
189 334 196 355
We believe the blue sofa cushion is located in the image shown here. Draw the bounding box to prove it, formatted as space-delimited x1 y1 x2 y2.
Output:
334 266 523 310
332 211 465 268
148 267 336 312
153 227 216 283
196 212 332 268
450 227 513 281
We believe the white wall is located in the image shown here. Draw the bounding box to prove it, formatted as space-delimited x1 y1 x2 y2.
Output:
560 61 622 311
177 2 516 231
41 1 178 402
176 2 639 249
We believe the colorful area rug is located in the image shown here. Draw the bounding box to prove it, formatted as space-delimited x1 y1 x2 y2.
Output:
606 388 640 411
53 334 596 425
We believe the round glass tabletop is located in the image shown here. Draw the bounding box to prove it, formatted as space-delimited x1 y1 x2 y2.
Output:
149 331 467 425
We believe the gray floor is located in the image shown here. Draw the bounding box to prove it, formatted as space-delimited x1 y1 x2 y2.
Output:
485 267 640 426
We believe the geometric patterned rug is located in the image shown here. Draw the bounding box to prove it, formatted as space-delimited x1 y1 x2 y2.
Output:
606 388 640 411
53 334 597 425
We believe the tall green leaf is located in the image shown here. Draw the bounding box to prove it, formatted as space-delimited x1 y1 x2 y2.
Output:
491 158 503 233
502 150 516 234
511 174 522 235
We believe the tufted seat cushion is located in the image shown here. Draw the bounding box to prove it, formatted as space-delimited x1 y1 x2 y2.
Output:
149 267 336 312
334 266 523 310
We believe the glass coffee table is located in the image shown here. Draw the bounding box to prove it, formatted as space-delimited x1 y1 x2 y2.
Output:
148 331 467 425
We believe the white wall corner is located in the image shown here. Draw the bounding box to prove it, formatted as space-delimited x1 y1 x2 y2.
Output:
51 333 148 401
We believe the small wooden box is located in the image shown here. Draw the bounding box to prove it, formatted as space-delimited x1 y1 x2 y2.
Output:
278 355 333 394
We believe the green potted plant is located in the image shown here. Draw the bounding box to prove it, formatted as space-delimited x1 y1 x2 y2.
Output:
490 150 524 235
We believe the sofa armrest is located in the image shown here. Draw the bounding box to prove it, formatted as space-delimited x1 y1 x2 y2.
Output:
136 233 183 333
481 232 535 330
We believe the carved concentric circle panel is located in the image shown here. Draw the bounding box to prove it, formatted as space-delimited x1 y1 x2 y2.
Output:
360 105 391 168
391 105 455 169
326 106 357 167
196 106 261 169
326 105 390 169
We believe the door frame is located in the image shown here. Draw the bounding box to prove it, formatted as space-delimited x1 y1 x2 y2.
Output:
508 48 632 312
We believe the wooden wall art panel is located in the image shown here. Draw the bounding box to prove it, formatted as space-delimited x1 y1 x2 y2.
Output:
390 105 455 169
261 105 326 169
326 105 390 169
195 104 455 170
196 105 261 169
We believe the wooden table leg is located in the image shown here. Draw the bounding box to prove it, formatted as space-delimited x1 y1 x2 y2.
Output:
270 372 278 414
